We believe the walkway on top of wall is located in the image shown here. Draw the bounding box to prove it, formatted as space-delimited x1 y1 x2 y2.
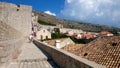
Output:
4 40 58 68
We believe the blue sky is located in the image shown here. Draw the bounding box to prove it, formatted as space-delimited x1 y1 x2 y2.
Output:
1 0 65 14
1 0 120 28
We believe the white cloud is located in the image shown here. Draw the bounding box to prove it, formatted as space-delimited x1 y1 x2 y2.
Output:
61 0 120 28
67 0 72 3
44 11 56 16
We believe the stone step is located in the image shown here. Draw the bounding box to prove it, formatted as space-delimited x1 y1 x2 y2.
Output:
23 62 28 68
17 43 48 62
31 62 37 68
19 62 24 68
7 61 53 68
5 42 57 68
27 62 32 68
36 61 41 68
7 62 19 68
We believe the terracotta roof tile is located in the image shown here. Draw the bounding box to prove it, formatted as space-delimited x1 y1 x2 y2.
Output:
62 36 120 68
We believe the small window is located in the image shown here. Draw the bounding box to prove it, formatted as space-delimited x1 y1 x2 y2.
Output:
46 36 48 39
41 35 43 40
17 9 19 11
43 30 45 33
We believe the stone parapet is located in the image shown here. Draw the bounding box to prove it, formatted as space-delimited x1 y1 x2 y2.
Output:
33 40 106 68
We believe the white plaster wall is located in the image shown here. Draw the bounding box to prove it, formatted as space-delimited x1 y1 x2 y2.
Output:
60 38 75 48
36 29 51 40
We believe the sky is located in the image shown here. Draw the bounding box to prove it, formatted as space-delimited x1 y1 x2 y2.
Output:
1 0 120 28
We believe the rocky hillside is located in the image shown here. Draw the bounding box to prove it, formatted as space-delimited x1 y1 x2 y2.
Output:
33 11 120 34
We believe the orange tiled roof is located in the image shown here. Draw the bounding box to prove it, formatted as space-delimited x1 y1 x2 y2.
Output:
100 31 112 35
62 44 85 53
63 36 120 68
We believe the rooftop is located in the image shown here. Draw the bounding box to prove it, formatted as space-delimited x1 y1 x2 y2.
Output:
62 36 120 68
44 38 74 46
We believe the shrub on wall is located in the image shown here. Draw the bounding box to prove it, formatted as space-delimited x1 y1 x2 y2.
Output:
38 20 56 26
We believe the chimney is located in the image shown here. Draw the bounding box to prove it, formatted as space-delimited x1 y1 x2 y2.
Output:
55 40 61 48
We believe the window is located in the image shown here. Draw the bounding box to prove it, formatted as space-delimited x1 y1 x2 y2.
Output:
43 30 45 33
46 36 48 39
41 35 43 40
17 9 19 11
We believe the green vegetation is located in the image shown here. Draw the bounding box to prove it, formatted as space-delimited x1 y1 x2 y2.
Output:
54 28 60 33
34 11 120 33
51 28 67 39
38 19 56 26
51 32 86 44
69 37 86 44
51 33 68 39
51 28 86 44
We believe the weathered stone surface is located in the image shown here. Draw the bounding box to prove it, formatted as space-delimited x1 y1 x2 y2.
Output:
0 2 57 68
0 2 32 37
17 43 48 62
34 40 105 68
0 2 32 64
5 42 54 68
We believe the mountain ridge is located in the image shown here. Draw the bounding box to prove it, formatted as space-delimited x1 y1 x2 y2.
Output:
33 10 120 33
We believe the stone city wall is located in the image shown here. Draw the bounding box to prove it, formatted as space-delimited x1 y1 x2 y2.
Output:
33 40 106 68
0 21 24 63
0 2 32 64
0 2 32 37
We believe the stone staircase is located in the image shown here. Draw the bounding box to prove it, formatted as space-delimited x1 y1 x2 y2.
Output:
2 41 58 68
7 61 52 68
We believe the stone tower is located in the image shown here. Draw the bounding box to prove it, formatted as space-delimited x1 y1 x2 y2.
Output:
0 2 32 37
0 2 32 64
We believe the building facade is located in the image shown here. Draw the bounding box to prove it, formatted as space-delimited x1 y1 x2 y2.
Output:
36 28 51 40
